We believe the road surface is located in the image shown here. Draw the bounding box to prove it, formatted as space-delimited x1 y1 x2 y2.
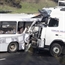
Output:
0 50 64 65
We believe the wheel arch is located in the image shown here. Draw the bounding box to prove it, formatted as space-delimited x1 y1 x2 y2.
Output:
50 39 65 49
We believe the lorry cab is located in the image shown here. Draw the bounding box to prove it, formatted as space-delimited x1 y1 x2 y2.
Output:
41 10 65 56
31 9 65 56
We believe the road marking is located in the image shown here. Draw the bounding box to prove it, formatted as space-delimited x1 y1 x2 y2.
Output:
0 58 6 61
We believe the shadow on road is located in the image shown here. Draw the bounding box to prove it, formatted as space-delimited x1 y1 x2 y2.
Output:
30 48 51 57
17 48 65 65
54 55 65 65
28 48 65 65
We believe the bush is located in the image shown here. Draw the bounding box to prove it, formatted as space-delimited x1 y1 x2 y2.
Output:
5 0 22 8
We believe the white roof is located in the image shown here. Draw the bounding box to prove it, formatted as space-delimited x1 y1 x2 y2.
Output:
0 13 36 21
59 0 65 3
50 9 65 19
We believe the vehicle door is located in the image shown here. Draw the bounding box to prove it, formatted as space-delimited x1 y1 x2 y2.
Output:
45 18 59 45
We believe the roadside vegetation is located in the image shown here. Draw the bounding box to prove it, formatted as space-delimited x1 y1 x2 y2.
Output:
0 0 57 13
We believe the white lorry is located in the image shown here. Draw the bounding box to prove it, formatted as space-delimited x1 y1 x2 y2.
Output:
30 7 65 56
58 0 65 6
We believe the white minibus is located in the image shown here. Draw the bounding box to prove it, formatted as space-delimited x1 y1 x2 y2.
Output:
0 14 37 52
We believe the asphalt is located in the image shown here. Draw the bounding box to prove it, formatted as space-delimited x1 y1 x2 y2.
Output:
0 49 64 65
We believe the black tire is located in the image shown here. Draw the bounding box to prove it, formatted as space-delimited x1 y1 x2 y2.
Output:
50 43 62 57
8 42 19 53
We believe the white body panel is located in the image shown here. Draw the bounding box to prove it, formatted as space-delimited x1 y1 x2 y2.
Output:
0 33 29 51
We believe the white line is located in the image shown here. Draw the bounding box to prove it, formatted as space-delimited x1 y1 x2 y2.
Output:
0 58 6 61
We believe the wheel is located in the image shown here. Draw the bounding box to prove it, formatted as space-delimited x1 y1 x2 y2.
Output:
8 42 18 53
50 43 62 57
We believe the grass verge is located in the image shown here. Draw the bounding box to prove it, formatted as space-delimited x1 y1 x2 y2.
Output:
0 1 57 13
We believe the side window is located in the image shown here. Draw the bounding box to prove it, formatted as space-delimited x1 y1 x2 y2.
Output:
0 21 16 34
48 18 59 27
18 22 24 34
25 22 32 28
18 21 32 34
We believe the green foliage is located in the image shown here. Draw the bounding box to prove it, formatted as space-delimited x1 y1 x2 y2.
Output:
0 0 22 8
0 0 57 13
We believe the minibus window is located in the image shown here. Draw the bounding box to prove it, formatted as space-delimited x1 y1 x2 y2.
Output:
25 22 32 27
18 22 24 34
18 21 32 34
0 21 16 34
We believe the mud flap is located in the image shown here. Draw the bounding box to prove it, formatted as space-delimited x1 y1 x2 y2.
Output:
37 39 44 48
